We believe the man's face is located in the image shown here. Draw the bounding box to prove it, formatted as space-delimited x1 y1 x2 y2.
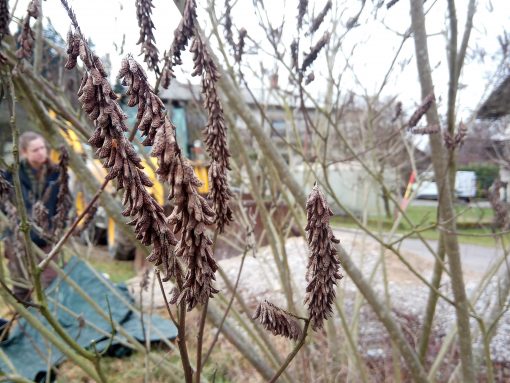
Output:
23 138 48 168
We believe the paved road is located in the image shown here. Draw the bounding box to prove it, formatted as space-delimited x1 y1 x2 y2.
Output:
411 199 491 208
399 238 502 273
335 227 502 274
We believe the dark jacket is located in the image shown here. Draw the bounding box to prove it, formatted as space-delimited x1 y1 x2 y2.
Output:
2 160 60 247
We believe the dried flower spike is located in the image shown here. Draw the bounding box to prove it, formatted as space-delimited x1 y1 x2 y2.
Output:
119 55 218 310
235 28 247 64
391 101 402 122
253 300 302 340
0 0 9 43
304 184 343 330
297 0 308 30
301 32 330 73
16 0 40 60
75 202 98 236
0 172 12 201
407 92 435 128
191 34 233 232
411 124 439 135
170 0 196 66
309 0 332 34
53 147 73 236
32 200 49 232
136 0 160 72
223 0 235 50
62 22 177 280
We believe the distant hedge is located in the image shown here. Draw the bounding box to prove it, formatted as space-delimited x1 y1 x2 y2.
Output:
458 163 499 196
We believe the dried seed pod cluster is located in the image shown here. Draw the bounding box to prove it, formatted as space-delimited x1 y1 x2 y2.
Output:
0 0 9 42
309 0 332 34
411 125 440 135
304 185 343 330
53 147 73 236
16 0 40 60
119 56 218 310
301 32 330 73
297 0 308 30
63 26 176 280
0 172 12 201
159 0 196 90
171 0 196 66
191 34 233 233
290 40 298 70
444 121 468 150
253 300 302 340
75 202 98 236
407 93 435 128
223 0 235 49
32 200 49 232
235 28 247 64
135 0 159 72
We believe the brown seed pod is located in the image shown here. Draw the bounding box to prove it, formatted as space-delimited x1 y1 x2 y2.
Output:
304 185 343 330
190 34 233 232
407 93 435 128
301 32 330 73
16 0 40 60
135 0 159 72
253 300 302 340
309 0 332 34
120 55 219 310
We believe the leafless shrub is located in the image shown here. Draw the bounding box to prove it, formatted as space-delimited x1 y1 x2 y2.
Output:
16 0 40 60
253 300 302 340
301 32 330 73
407 92 435 128
136 0 160 72
191 34 233 233
61 10 177 280
119 56 218 310
304 185 343 331
309 0 332 34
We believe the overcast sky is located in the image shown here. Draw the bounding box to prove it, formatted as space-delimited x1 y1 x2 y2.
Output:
9 0 510 122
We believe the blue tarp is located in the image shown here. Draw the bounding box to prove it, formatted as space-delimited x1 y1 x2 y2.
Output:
0 257 177 382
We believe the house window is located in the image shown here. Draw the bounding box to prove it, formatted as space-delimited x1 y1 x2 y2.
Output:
271 119 286 138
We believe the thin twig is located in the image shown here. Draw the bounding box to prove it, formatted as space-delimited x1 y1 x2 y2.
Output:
155 269 178 327
38 178 109 270
195 229 219 382
268 319 310 383
203 245 249 365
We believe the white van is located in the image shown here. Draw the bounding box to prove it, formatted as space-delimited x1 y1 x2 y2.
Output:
416 171 477 200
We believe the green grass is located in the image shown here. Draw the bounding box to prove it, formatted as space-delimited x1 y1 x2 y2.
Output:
86 256 136 283
331 203 505 247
